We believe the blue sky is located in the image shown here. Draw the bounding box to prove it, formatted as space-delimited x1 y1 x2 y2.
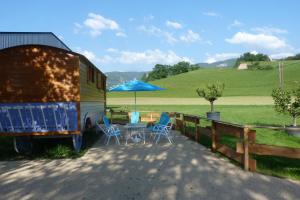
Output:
1 0 300 72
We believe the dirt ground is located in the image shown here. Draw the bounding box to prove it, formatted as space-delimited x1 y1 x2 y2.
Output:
0 130 299 200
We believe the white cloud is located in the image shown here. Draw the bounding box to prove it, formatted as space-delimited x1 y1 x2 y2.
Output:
180 30 201 43
116 32 127 37
250 50 258 55
81 50 96 60
205 53 240 64
129 17 135 22
251 26 287 35
202 12 221 17
73 22 83 34
228 20 244 29
76 47 193 71
117 49 192 65
138 25 178 44
166 20 182 29
226 32 288 50
106 48 118 52
79 13 120 37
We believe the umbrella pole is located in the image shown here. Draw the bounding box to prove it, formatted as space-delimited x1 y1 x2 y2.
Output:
134 91 137 112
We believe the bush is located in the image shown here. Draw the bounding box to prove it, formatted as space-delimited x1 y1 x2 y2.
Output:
196 83 225 112
248 62 273 70
271 87 300 126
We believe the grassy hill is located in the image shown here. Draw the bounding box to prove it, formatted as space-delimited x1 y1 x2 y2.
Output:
108 60 300 98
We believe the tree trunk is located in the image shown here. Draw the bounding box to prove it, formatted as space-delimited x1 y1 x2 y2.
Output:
293 117 297 127
210 101 214 112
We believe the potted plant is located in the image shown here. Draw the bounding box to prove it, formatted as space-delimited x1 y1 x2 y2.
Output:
196 83 225 120
271 86 300 136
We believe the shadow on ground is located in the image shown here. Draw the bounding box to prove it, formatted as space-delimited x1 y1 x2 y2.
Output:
0 129 299 200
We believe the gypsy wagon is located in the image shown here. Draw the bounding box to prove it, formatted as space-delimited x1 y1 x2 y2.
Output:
0 32 106 153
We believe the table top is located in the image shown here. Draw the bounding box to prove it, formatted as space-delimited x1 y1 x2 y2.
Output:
124 123 147 128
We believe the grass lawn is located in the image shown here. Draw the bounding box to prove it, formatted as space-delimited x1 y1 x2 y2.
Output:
110 104 300 180
0 129 101 161
108 60 300 98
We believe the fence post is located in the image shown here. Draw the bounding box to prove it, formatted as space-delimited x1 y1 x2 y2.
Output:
243 127 249 171
195 118 200 142
211 121 217 152
181 114 186 135
110 110 113 124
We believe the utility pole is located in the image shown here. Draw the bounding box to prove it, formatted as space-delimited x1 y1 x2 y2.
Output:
278 61 284 89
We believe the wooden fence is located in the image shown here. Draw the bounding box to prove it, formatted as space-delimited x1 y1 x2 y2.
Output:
174 113 300 172
110 111 161 124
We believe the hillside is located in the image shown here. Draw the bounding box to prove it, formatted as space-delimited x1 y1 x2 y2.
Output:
106 71 146 88
108 60 300 98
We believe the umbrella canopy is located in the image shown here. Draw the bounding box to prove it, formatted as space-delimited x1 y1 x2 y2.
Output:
109 79 165 111
109 79 164 92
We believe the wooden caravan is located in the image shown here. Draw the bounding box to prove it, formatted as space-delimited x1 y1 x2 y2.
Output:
0 32 106 153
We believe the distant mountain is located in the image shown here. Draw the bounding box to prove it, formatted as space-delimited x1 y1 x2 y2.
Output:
196 58 237 68
105 71 146 88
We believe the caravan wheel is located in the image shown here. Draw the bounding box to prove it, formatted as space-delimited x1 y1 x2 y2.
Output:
14 136 33 154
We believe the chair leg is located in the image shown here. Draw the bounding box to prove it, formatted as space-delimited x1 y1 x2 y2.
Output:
115 135 120 145
155 134 161 144
106 136 111 145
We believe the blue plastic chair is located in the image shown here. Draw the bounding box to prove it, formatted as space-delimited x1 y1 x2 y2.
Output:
130 112 140 124
98 116 121 145
150 113 173 144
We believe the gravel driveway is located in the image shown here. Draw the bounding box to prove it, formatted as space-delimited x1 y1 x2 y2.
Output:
0 131 299 200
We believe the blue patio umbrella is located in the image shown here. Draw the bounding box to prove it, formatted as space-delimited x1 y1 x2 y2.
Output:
109 79 165 111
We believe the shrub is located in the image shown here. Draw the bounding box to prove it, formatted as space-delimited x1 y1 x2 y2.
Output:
271 87 300 126
196 83 225 112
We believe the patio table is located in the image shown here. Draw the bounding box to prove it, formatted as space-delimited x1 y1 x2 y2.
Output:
124 123 147 144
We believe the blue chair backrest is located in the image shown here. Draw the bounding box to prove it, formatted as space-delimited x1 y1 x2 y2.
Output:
103 116 110 127
159 112 170 125
130 112 140 124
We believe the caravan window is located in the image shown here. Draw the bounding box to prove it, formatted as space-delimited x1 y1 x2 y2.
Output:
87 66 94 83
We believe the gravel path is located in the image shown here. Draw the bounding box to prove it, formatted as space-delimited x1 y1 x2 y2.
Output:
0 131 299 200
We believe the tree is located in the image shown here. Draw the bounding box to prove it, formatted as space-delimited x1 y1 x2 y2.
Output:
271 87 300 126
171 61 190 75
234 52 270 68
196 83 225 112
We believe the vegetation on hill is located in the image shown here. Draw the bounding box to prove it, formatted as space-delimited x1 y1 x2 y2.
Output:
141 61 200 82
285 53 300 60
108 60 300 98
234 52 270 68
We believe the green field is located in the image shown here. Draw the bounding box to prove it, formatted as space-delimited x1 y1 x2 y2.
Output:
108 60 300 98
110 105 300 180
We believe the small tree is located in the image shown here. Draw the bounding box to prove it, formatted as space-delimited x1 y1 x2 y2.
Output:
271 87 300 126
196 83 225 112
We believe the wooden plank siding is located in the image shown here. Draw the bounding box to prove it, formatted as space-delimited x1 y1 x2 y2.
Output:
79 61 106 129
79 61 105 102
0 45 80 103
